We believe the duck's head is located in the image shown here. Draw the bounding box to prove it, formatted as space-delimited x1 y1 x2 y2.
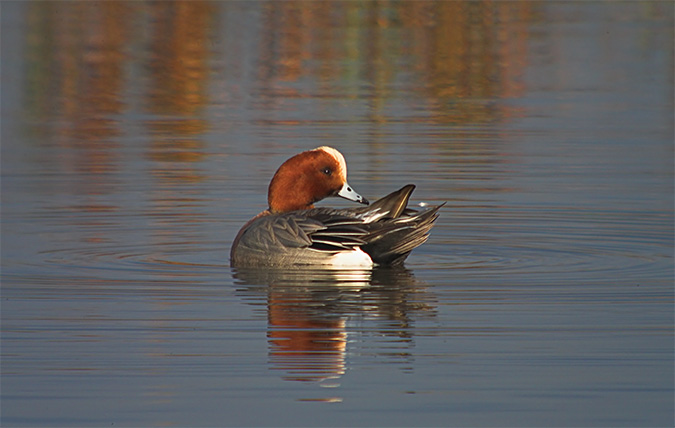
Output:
267 146 369 213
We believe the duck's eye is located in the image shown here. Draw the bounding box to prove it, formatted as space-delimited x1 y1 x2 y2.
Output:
322 167 332 176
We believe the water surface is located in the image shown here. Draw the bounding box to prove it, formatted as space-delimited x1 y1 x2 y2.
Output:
2 2 673 427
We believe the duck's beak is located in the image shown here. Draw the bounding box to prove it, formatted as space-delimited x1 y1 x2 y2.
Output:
337 182 369 205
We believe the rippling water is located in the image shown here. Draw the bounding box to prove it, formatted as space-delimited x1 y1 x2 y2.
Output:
2 2 673 427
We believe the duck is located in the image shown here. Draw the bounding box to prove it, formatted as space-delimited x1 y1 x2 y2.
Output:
230 146 443 268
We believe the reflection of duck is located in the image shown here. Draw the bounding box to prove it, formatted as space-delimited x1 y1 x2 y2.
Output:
267 294 348 383
231 147 443 267
233 267 437 383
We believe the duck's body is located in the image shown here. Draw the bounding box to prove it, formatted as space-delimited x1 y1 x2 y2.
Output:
230 147 442 268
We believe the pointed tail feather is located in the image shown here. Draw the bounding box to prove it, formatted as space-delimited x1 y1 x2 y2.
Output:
362 184 416 219
362 203 443 265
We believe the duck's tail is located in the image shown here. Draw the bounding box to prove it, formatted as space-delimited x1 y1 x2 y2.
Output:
361 185 444 266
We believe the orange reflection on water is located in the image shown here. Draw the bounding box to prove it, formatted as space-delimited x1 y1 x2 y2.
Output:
20 0 535 245
267 289 348 383
22 1 216 247
25 1 214 146
254 1 533 124
268 302 347 381
147 1 215 116
25 2 132 141
145 2 214 185
24 1 535 152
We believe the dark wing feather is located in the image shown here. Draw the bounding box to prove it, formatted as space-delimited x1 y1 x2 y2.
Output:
239 211 370 254
304 215 369 253
360 203 443 265
302 187 443 263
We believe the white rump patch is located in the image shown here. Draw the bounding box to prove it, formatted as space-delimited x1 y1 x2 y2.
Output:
315 146 347 180
329 248 373 268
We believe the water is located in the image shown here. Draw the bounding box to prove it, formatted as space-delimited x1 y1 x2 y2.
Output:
2 2 673 427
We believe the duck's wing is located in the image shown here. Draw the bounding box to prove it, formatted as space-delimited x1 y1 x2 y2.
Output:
237 211 367 254
339 184 444 265
360 203 443 265
303 215 368 252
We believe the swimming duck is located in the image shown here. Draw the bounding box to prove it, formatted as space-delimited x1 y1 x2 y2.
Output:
230 146 442 267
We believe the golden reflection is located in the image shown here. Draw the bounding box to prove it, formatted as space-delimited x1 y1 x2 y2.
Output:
23 0 536 179
23 1 134 229
146 1 214 115
268 301 348 382
146 119 207 183
416 1 532 123
25 2 132 142
256 1 533 124
145 1 214 187
23 2 214 169
22 2 215 246
21 0 536 249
